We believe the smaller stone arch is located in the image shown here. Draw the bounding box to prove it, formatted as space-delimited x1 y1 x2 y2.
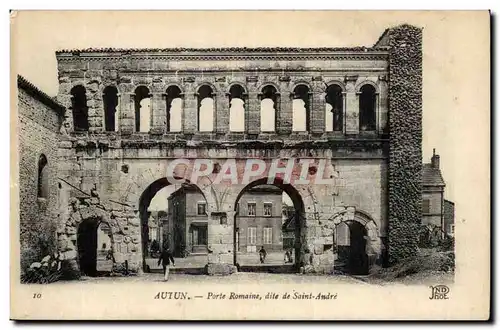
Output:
329 208 382 257
133 84 152 94
99 83 121 96
355 80 380 94
290 80 313 94
58 196 130 277
328 208 382 274
195 82 218 96
325 80 347 93
226 82 248 95
257 82 281 95
69 80 87 91
165 83 185 95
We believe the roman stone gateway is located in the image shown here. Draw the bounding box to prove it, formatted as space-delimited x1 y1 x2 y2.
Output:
53 25 422 275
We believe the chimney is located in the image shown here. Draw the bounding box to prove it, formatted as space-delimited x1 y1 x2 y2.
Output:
431 148 440 169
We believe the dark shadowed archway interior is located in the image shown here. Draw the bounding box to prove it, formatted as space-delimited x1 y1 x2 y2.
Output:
77 219 99 276
335 220 369 275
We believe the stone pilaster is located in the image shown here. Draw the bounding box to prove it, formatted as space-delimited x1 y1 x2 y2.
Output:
344 75 359 135
207 211 237 275
216 92 229 134
150 93 166 135
310 89 325 134
183 91 197 134
120 92 134 135
91 90 104 133
247 91 260 135
86 91 99 133
378 75 389 134
57 94 74 132
278 92 292 135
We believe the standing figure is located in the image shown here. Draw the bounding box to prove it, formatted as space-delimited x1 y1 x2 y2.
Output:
158 244 175 281
259 246 267 264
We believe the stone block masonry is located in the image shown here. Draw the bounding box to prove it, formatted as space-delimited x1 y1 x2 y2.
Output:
17 76 65 273
15 24 424 277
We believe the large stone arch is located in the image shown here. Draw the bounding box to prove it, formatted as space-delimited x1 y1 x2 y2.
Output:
136 175 220 272
222 177 319 271
57 194 141 276
328 207 383 259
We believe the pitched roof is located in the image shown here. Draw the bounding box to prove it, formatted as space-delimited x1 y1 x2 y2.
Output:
282 214 296 232
17 75 65 115
422 163 445 187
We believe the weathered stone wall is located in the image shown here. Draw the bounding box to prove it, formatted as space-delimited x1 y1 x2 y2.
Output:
387 25 423 263
56 193 142 275
56 138 387 274
52 30 427 275
55 50 389 137
18 85 64 272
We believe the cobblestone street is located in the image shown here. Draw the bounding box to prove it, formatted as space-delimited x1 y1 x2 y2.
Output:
144 251 297 271
66 272 366 285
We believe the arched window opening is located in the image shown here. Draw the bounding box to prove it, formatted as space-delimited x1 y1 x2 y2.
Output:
197 85 214 132
37 154 48 199
229 84 246 132
103 86 119 132
359 84 377 131
260 85 278 132
166 86 183 132
134 86 151 133
325 85 344 132
71 85 89 131
292 85 310 132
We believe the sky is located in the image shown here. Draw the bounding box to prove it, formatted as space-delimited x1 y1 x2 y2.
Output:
11 11 491 209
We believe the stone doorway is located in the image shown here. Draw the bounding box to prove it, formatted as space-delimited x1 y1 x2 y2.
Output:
335 221 369 275
77 219 99 276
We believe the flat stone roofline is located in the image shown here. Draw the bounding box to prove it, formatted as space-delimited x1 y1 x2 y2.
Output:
55 46 388 55
64 136 389 152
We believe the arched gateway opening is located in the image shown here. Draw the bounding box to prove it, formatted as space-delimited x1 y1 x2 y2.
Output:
335 221 369 275
332 211 380 275
233 178 305 273
77 219 113 276
138 178 208 273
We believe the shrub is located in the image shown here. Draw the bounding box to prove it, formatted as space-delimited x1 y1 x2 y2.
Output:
20 218 57 277
369 248 455 280
21 254 63 284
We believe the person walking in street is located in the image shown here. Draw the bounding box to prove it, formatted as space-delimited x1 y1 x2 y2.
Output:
158 244 175 281
259 246 267 264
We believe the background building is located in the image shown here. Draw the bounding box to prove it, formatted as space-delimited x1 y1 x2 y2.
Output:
444 200 455 237
235 185 283 253
167 185 208 257
422 149 445 230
